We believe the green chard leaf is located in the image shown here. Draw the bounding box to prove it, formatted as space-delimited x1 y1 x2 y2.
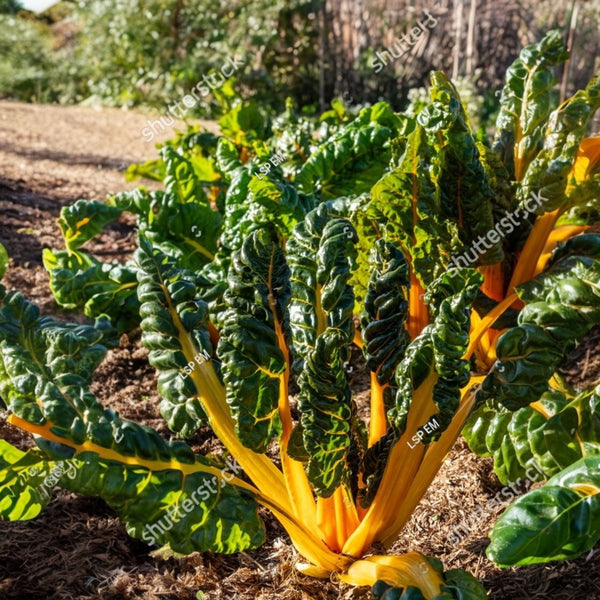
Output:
361 239 411 386
390 268 483 439
43 249 140 333
0 285 264 554
135 238 212 438
57 199 124 253
287 204 357 496
287 203 357 372
298 329 354 497
492 30 569 180
0 441 78 520
487 455 600 566
478 233 600 410
419 72 503 266
248 174 314 238
295 103 400 201
518 74 600 212
464 386 600 485
353 120 457 297
0 286 112 414
218 227 287 452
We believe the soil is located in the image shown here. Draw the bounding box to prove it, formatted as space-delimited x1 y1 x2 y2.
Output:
1 100 600 600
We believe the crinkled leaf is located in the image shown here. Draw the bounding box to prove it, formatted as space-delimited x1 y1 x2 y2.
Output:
390 268 482 439
218 227 287 452
135 238 212 438
248 174 314 238
518 75 600 211
298 330 353 497
419 72 502 265
287 203 357 373
492 30 569 179
295 103 401 201
361 239 411 385
43 249 140 333
0 287 264 554
478 234 600 409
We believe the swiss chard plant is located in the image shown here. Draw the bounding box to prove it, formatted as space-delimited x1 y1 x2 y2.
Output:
1 30 600 599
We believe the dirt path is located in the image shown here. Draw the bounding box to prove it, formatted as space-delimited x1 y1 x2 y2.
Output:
1 101 600 600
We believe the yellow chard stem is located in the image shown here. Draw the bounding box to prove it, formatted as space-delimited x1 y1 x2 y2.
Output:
379 386 478 547
339 552 444 599
465 291 519 359
161 281 292 512
268 266 318 528
342 375 438 557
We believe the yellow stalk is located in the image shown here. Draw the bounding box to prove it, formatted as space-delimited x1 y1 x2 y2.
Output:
353 326 364 349
379 385 478 547
316 485 360 552
181 236 215 261
339 552 444 599
267 259 317 528
342 375 438 557
571 484 600 496
369 373 388 447
8 415 343 573
529 400 552 419
158 281 291 512
7 414 251 484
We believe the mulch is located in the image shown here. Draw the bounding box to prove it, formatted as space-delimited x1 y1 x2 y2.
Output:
1 101 600 600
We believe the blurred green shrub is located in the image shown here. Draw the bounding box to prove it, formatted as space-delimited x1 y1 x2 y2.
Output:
0 14 58 102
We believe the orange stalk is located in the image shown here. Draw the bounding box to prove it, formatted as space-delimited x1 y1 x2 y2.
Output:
507 208 561 295
207 321 220 348
407 272 428 340
353 326 364 350
479 262 505 302
369 373 388 447
533 225 589 277
465 292 519 359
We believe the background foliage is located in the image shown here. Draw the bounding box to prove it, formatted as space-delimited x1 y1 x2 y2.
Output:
1 0 599 119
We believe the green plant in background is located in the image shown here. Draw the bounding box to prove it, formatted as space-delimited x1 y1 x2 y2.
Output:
2 30 600 599
0 13 59 102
